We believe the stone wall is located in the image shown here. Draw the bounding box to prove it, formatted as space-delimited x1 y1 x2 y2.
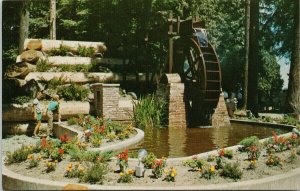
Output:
211 93 231 127
93 83 133 122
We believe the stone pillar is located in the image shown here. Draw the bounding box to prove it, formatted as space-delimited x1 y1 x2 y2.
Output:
156 74 187 128
211 92 231 127
93 83 120 119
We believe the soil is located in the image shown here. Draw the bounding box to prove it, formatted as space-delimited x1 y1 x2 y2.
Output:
2 135 300 187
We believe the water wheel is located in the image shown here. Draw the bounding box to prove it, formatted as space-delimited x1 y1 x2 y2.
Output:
173 35 221 126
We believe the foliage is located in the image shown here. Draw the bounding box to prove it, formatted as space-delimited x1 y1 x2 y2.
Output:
67 117 78 125
246 145 261 160
36 59 52 72
133 95 167 129
44 160 58 173
118 169 134 183
5 145 35 164
199 165 217 180
48 45 72 56
151 157 167 178
27 154 42 169
207 154 216 162
238 136 260 151
116 149 129 172
77 45 95 57
164 167 177 182
56 64 91 72
65 163 85 178
11 96 31 105
43 76 67 90
220 162 243 181
247 159 257 170
49 148 64 161
281 115 300 126
266 154 282 167
183 156 206 171
57 83 90 101
286 149 298 163
224 149 234 159
142 152 157 169
80 162 109 184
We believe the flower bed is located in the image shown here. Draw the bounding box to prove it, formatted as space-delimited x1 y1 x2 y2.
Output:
3 130 300 189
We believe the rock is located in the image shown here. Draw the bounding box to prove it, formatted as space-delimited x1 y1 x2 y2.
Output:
20 50 44 63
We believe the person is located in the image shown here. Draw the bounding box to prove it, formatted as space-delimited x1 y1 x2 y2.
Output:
46 94 61 137
32 92 42 138
195 28 208 47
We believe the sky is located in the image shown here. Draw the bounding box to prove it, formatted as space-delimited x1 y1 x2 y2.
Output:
278 57 290 90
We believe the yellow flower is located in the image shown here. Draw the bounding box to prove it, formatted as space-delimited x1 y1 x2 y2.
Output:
48 162 52 167
54 160 58 163
164 169 169 174
119 172 124 177
162 157 167 161
251 160 256 165
38 155 42 160
75 163 79 167
198 168 202 173
171 172 175 177
68 163 73 168
210 166 215 173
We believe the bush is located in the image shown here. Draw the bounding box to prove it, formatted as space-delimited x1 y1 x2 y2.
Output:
142 152 157 169
220 162 243 180
67 117 78 125
266 154 282 167
238 136 260 151
78 45 95 57
224 150 234 159
117 169 134 183
80 162 109 184
207 154 216 162
5 146 35 164
48 45 72 56
133 95 167 129
11 96 31 105
281 115 300 126
45 76 67 90
65 163 85 178
36 59 52 72
200 165 217 180
57 83 90 101
183 156 206 171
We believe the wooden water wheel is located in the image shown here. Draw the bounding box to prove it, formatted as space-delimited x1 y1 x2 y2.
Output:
173 34 221 126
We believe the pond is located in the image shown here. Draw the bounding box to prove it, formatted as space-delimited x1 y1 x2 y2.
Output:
129 123 289 158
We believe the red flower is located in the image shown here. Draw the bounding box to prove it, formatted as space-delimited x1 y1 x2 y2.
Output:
291 133 298 139
41 137 47 149
278 136 286 144
272 131 278 143
58 149 64 154
218 149 225 157
117 149 128 161
100 126 105 133
60 134 69 143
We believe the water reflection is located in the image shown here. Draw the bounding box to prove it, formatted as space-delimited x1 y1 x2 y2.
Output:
129 123 288 158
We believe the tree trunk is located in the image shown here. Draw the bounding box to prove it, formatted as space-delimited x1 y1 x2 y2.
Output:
18 0 29 54
285 0 300 119
243 0 250 109
247 0 259 117
50 0 56 40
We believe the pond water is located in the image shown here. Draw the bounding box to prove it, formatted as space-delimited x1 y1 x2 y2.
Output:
129 123 289 158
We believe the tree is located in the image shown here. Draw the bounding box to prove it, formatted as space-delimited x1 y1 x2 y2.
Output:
247 0 259 117
258 50 283 110
19 0 29 54
50 0 56 39
243 0 250 109
285 0 300 118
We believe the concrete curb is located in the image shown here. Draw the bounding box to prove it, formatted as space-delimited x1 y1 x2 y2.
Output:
230 119 295 131
2 155 300 190
54 122 144 152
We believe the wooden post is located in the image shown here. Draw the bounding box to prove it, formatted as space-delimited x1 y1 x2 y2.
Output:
168 12 174 73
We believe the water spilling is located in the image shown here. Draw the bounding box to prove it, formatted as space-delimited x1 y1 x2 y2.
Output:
129 123 289 158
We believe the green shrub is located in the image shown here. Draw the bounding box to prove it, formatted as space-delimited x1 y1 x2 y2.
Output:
220 162 243 180
57 83 90 101
183 157 206 170
266 154 282 167
58 64 90 72
200 165 217 180
48 45 72 56
281 115 300 126
80 162 109 184
206 154 216 162
78 45 95 57
117 169 134 183
224 150 234 159
142 152 157 169
287 149 298 163
46 76 67 90
238 136 260 151
11 96 31 104
5 146 35 164
67 117 78 125
36 59 52 72
133 95 167 129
